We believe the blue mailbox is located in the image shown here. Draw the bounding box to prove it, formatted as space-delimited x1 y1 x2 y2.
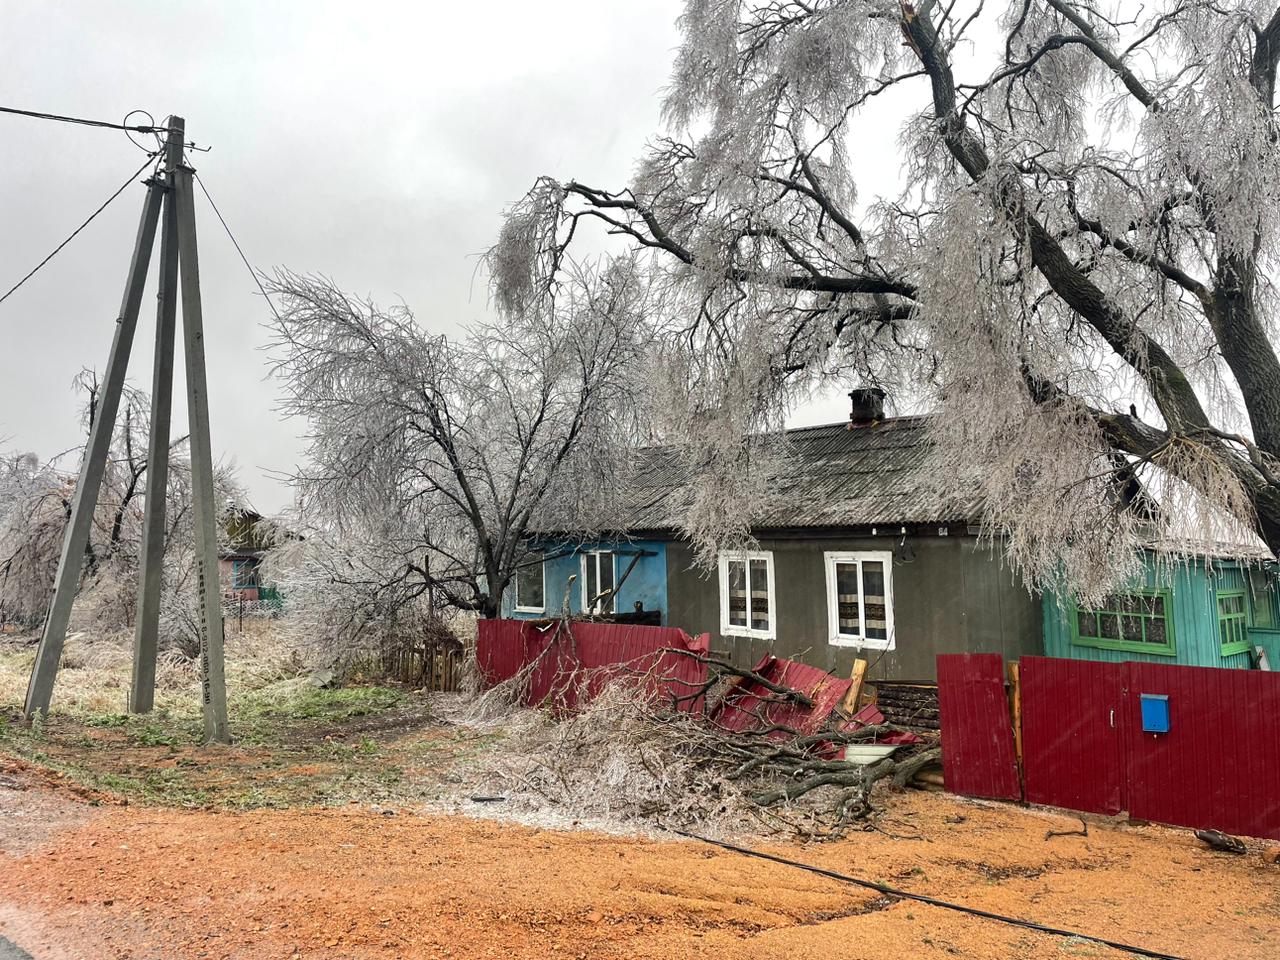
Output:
1140 694 1170 734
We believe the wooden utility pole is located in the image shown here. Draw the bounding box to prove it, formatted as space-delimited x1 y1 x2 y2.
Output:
25 116 231 743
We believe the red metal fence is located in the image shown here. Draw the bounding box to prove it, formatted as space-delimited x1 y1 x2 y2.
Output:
935 654 1021 801
475 618 710 711
1121 661 1280 839
941 654 1280 840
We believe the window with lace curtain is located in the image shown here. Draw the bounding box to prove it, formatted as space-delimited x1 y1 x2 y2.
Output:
718 550 775 639
824 551 895 649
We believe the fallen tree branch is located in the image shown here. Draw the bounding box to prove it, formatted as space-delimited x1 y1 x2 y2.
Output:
661 648 816 709
461 656 940 840
891 747 942 788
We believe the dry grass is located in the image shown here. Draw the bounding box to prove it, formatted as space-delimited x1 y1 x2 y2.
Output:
0 623 457 810
0 626 930 841
0 620 306 720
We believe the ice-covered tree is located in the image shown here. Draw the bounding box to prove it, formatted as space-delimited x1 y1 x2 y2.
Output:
266 263 648 621
496 0 1280 598
0 369 241 643
0 450 65 627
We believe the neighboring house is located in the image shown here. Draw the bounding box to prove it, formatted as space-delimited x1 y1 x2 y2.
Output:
505 390 1042 681
219 508 283 604
1042 547 1280 670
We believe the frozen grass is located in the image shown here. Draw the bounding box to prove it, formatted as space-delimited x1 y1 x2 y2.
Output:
0 621 309 723
0 623 432 810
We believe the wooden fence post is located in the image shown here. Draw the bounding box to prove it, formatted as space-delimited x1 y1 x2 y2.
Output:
1007 660 1024 792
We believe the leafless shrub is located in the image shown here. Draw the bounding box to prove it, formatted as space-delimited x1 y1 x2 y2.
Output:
0 370 248 646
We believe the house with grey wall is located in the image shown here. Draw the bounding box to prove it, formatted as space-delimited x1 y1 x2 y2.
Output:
504 390 1042 681
502 389 1280 680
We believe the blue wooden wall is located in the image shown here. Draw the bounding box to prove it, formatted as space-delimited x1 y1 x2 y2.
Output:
501 539 669 623
1042 554 1275 669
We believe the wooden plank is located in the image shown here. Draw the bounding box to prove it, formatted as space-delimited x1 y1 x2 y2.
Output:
840 658 867 715
1007 660 1023 788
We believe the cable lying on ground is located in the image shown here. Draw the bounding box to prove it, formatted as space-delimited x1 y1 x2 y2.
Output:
665 827 1185 960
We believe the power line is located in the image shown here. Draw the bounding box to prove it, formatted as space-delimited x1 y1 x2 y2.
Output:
0 104 169 134
0 152 161 309
665 827 1184 960
192 169 283 323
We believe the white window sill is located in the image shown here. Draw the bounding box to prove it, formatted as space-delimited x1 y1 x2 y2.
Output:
514 606 546 615
723 627 776 641
829 634 894 650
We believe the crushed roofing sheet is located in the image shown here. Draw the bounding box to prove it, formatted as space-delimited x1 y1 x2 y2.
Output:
708 654 852 736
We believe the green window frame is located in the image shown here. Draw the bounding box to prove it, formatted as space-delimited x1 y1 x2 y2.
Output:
1070 589 1176 657
231 558 260 590
1217 589 1251 656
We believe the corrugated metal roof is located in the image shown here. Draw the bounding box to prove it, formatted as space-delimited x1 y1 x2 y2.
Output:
614 416 979 533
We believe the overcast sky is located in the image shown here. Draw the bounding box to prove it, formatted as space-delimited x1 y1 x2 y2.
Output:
0 1 862 513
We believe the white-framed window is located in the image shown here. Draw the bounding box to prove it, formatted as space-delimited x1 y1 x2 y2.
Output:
581 550 616 614
824 551 895 649
513 554 546 613
718 550 776 640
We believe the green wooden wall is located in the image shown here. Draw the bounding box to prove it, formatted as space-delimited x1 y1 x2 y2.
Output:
1042 553 1277 670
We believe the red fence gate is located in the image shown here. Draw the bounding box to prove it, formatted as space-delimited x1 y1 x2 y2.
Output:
1020 657 1126 816
936 654 1021 800
1017 656 1280 840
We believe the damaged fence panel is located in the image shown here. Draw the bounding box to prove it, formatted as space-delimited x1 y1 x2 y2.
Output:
936 653 1021 801
475 618 710 711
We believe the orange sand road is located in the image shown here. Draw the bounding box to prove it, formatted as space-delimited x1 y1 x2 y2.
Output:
1 776 1276 959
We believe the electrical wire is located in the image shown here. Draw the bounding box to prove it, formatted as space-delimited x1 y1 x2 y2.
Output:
0 151 161 309
0 104 170 134
664 827 1185 960
191 170 283 323
122 109 163 154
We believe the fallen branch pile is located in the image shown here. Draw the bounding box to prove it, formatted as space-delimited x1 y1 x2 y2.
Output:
454 630 940 839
